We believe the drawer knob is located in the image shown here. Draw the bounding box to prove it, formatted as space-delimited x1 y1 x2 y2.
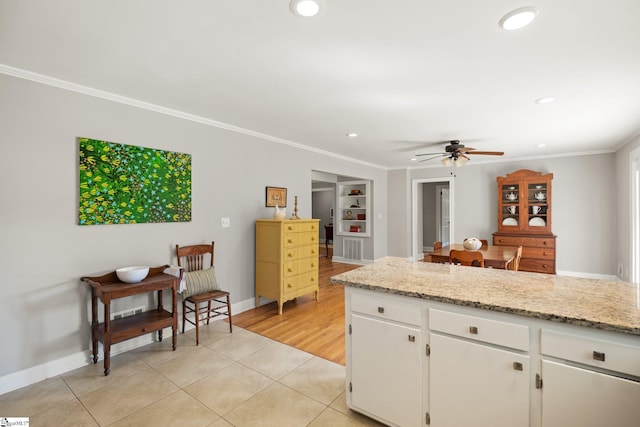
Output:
593 351 606 362
408 335 416 342
469 326 478 334
513 362 523 371
499 239 504 243
543 241 548 245
378 306 384 314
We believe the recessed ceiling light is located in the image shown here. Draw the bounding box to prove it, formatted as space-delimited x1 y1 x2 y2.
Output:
290 0 323 18
535 96 556 104
499 7 539 30
347 132 358 138
536 144 547 148
410 158 417 161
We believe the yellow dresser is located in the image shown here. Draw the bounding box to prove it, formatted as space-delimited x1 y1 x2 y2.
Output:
255 219 320 314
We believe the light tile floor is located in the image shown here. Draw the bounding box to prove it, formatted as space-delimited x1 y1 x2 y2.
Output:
0 321 385 426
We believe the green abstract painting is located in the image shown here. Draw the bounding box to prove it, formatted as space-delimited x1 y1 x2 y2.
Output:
78 137 192 225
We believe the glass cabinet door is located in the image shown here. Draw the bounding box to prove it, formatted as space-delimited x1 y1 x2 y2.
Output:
526 182 548 229
500 183 520 229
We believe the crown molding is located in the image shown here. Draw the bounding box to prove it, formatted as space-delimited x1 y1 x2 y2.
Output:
0 64 387 170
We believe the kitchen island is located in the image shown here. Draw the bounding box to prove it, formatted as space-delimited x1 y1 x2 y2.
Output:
330 257 640 427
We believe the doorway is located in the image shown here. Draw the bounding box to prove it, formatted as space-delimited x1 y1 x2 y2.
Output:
631 147 640 284
412 177 455 261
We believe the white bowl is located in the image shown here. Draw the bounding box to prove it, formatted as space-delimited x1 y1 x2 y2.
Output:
116 266 149 283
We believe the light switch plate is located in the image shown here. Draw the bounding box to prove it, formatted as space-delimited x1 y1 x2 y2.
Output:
221 217 231 228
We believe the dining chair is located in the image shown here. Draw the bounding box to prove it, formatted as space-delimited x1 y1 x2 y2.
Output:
429 241 445 263
449 249 485 267
176 241 232 345
512 246 523 271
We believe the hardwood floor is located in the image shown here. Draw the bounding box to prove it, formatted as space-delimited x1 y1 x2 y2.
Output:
232 248 360 366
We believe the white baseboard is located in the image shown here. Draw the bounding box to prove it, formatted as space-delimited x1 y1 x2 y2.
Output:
556 270 619 281
0 296 256 396
330 256 372 265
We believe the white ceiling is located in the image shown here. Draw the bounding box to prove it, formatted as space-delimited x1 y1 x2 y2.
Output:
2 0 639 169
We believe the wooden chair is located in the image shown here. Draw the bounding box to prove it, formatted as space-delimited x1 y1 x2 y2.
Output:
449 249 485 267
176 241 232 345
511 246 523 271
324 224 334 258
430 241 444 263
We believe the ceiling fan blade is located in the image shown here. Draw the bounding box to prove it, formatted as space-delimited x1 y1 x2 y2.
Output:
415 152 444 156
419 154 446 162
457 147 476 153
466 151 504 156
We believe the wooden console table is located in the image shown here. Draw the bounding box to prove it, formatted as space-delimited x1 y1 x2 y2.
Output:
81 265 180 375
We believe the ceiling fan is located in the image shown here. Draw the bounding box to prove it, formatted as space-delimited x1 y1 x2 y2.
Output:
415 140 504 167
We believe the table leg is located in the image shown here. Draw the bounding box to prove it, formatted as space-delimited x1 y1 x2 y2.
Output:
91 293 98 363
103 302 111 376
157 289 163 342
172 279 177 350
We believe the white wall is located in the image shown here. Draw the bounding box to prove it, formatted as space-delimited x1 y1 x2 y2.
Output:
395 153 617 275
0 74 388 384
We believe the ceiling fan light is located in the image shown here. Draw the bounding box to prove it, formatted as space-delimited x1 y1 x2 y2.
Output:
441 157 451 167
455 156 469 167
499 7 538 30
290 0 322 17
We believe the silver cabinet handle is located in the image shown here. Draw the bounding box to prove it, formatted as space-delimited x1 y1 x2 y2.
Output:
408 335 416 342
513 362 523 371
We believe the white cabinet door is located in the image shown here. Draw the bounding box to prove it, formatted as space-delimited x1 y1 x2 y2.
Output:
541 360 640 427
351 313 422 427
429 333 530 427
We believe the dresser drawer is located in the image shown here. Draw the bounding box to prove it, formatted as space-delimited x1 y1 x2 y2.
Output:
297 231 318 246
542 330 640 377
429 309 529 351
519 258 555 274
351 292 421 326
284 260 299 277
284 247 298 261
283 277 298 294
523 246 555 260
297 272 318 292
284 221 319 233
298 244 319 258
283 233 299 247
298 258 318 274
494 235 556 248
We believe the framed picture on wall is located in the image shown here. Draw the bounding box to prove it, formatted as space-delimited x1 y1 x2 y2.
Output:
265 186 287 207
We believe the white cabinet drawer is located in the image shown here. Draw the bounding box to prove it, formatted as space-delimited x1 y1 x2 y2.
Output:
429 309 529 351
541 330 640 377
351 293 421 326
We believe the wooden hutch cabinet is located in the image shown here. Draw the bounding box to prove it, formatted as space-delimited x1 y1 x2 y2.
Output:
493 169 557 274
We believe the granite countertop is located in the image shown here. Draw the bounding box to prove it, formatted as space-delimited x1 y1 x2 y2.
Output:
330 257 640 336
